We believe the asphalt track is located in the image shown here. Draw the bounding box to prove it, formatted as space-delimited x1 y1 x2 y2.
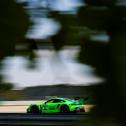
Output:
0 113 88 126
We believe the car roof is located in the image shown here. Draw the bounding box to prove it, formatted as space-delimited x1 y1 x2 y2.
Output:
48 97 71 101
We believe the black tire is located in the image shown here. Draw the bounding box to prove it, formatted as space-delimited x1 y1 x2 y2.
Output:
30 105 40 114
60 105 70 113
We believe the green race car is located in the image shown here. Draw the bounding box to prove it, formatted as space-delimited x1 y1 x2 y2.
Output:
27 97 85 114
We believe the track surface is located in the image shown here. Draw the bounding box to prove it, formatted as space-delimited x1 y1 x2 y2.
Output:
0 113 88 125
0 113 87 126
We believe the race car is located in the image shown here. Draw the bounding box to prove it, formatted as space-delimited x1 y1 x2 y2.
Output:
27 97 85 114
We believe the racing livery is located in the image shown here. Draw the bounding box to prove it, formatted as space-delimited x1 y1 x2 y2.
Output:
27 97 85 114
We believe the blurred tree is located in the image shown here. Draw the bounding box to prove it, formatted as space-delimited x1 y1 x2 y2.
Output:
2 90 24 100
77 0 126 125
50 11 72 51
84 0 116 6
0 83 13 91
1 1 126 126
50 11 79 51
0 0 30 59
0 0 30 90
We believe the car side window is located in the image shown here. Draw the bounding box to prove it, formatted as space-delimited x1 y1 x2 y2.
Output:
46 99 65 103
45 99 55 103
52 99 63 103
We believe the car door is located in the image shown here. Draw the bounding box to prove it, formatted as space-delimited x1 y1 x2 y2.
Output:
46 99 63 113
47 99 60 109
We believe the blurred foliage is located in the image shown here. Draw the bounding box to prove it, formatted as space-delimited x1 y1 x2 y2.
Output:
0 83 13 91
16 38 38 69
0 90 24 100
76 0 126 125
0 0 30 59
0 0 126 125
0 0 30 89
78 6 112 30
50 11 80 50
83 97 96 105
79 40 111 77
84 0 116 6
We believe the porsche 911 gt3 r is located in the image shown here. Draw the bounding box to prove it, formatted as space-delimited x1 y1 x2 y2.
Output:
27 97 85 114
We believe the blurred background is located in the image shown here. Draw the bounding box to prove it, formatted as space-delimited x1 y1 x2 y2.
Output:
1 0 126 125
0 0 102 100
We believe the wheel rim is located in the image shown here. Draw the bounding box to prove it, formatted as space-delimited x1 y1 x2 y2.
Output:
31 106 39 113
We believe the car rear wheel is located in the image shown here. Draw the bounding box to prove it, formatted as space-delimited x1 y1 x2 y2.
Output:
73 107 80 114
60 105 70 113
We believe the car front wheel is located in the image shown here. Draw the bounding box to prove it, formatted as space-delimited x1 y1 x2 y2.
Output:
30 105 40 114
